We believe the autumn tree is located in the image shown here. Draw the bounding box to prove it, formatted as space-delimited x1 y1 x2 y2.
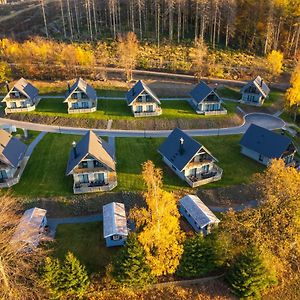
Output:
189 38 208 80
219 159 300 282
0 194 43 299
130 161 185 276
112 233 153 286
286 59 300 121
116 32 139 82
226 246 277 298
267 50 283 79
0 61 11 82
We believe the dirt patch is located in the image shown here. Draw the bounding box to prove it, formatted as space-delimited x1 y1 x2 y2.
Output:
197 184 262 207
7 113 242 130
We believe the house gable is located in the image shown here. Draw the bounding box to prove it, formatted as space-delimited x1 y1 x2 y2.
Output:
190 81 222 104
126 80 160 106
64 78 97 103
241 76 270 98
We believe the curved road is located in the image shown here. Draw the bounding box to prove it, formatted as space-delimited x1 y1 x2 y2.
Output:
0 113 285 137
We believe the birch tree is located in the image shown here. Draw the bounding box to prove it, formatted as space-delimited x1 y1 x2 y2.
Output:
130 161 185 276
116 32 139 81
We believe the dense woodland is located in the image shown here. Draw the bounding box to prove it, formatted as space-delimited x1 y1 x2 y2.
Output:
1 0 300 57
4 0 300 57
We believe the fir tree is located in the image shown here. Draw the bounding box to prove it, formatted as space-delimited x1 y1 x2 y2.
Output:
61 252 90 298
176 233 218 278
113 233 153 286
226 247 277 299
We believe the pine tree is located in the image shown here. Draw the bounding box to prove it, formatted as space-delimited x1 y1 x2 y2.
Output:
176 233 218 278
226 247 277 299
61 252 90 298
113 233 153 286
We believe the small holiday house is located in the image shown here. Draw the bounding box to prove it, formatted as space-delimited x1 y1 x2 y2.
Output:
189 81 227 115
66 131 117 194
2 78 40 114
64 78 97 113
103 202 128 247
126 80 162 117
158 128 223 187
0 129 27 188
10 207 48 251
179 195 220 235
240 124 296 166
240 76 270 106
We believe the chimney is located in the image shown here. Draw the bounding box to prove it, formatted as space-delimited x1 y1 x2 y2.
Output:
72 141 78 158
5 81 9 93
68 83 71 94
260 78 263 87
179 137 184 155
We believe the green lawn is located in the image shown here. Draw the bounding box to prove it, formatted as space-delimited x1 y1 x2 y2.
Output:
12 129 40 145
217 86 241 100
27 97 238 121
116 135 264 191
12 133 81 197
11 133 263 197
54 222 119 274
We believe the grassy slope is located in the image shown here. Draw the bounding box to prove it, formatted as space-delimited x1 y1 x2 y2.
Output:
12 133 81 197
116 135 263 191
24 97 238 120
54 222 119 274
11 133 263 197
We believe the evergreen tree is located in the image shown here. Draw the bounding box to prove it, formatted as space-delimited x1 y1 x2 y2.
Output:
226 247 277 299
176 233 219 278
113 233 153 286
61 252 90 298
43 257 63 300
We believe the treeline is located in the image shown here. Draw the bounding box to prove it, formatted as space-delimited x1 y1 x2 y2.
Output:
34 0 300 56
0 36 271 82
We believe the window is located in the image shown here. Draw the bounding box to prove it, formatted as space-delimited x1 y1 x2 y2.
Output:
95 173 105 183
93 160 102 168
112 235 120 241
202 165 209 173
80 161 88 168
137 105 143 112
82 102 89 108
78 174 89 183
147 105 154 112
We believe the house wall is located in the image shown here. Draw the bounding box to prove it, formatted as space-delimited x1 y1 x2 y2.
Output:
0 166 17 180
241 93 263 105
131 102 158 113
162 157 186 180
184 162 213 177
73 171 109 184
241 146 270 165
4 97 35 109
198 102 221 112
67 99 97 110
105 234 127 247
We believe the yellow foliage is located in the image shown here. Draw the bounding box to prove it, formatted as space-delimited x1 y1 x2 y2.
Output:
286 59 300 108
189 38 208 79
130 161 184 276
267 50 283 77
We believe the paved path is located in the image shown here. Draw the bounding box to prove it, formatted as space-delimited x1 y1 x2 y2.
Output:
0 113 286 137
108 136 116 156
25 131 47 156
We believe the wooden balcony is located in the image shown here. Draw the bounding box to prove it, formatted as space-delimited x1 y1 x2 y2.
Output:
4 98 40 115
185 166 223 188
133 107 162 117
202 107 227 116
73 179 117 194
68 106 97 114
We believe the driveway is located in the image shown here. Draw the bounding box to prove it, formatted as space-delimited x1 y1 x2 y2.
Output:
0 113 285 138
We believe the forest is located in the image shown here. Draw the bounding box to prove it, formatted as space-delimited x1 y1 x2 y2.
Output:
1 0 300 57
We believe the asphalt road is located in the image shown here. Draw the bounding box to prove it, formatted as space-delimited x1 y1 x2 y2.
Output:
0 113 285 137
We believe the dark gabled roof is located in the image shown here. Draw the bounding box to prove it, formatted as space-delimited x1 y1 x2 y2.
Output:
2 78 38 102
241 76 270 98
0 129 27 168
189 81 221 103
64 78 97 102
239 124 294 158
126 80 160 105
158 128 203 172
66 131 115 175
